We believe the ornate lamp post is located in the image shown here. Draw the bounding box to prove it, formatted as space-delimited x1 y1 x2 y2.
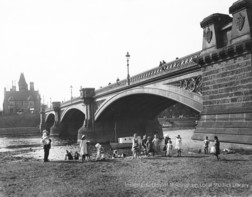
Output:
126 52 130 85
70 85 73 103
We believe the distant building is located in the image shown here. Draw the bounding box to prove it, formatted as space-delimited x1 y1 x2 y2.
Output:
3 73 41 115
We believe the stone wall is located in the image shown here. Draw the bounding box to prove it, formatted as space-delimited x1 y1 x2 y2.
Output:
193 52 252 144
193 0 252 144
202 54 252 114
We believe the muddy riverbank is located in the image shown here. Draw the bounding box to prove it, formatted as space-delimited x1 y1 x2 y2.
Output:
1 145 252 196
1 129 252 196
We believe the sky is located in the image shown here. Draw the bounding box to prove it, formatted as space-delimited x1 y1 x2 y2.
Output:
0 0 235 109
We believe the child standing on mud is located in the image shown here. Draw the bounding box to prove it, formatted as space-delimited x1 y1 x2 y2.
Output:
132 133 139 159
213 136 220 160
95 143 103 161
166 138 173 157
146 136 154 156
141 135 147 156
175 135 182 157
204 136 209 154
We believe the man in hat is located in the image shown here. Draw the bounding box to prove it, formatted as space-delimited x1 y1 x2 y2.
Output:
41 130 51 162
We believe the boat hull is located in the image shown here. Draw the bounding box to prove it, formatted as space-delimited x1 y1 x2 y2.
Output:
110 142 132 149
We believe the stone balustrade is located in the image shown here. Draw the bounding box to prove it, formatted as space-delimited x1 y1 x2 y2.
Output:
95 51 200 96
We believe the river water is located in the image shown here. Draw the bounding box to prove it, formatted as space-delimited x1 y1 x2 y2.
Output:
0 135 78 152
0 129 200 153
0 130 207 161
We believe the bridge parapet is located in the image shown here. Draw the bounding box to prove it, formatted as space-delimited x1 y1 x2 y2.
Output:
95 51 200 96
60 97 82 108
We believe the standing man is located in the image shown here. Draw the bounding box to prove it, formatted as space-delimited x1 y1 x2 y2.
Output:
42 130 52 162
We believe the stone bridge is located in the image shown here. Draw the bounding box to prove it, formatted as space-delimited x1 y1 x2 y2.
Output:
40 0 252 144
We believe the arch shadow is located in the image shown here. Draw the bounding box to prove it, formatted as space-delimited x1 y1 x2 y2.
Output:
95 86 202 121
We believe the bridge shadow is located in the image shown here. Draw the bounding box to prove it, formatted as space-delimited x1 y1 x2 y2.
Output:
48 159 116 164
219 158 249 162
49 160 82 164
143 154 209 159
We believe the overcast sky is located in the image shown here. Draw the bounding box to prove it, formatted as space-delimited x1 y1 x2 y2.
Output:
0 0 235 109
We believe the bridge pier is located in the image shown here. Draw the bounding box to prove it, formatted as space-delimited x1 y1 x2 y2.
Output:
93 118 163 143
50 102 62 136
77 88 96 142
193 0 252 144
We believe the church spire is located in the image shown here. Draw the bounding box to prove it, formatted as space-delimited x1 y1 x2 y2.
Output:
18 73 28 91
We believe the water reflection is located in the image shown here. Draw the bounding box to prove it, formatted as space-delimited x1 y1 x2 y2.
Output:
0 135 78 152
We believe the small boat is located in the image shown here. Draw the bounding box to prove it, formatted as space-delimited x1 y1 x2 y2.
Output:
109 121 132 149
110 137 132 149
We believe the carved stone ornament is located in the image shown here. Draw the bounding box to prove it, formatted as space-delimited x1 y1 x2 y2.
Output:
236 13 245 31
188 78 196 92
179 76 202 95
205 27 213 43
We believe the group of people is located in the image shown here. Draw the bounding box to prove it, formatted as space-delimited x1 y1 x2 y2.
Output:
164 135 182 157
131 133 183 159
41 132 104 162
64 150 80 160
204 135 220 160
41 130 221 162
78 135 105 162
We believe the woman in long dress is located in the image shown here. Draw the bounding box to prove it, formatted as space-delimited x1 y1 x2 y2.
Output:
152 134 159 155
80 135 89 162
132 133 139 159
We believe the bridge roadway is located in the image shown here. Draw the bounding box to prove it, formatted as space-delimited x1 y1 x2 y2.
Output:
41 0 252 144
43 51 202 142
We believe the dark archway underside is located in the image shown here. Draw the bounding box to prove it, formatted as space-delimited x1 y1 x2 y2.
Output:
96 94 178 122
61 109 85 136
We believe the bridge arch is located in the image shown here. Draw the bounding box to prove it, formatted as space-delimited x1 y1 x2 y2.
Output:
60 106 85 137
95 85 202 121
45 112 55 131
60 104 85 122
